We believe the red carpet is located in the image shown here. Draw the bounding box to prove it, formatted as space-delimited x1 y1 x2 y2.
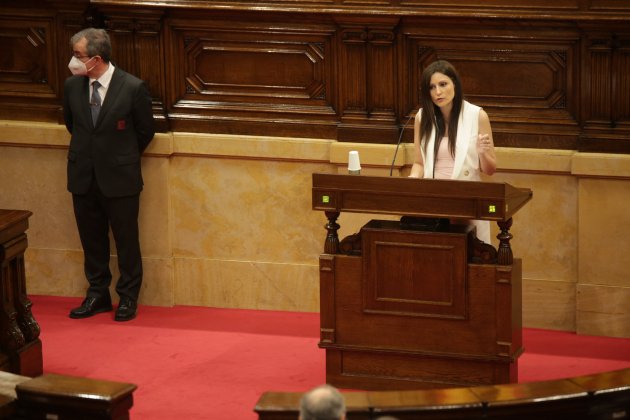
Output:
31 295 630 420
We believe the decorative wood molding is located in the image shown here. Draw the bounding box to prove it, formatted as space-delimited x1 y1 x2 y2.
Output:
0 0 629 152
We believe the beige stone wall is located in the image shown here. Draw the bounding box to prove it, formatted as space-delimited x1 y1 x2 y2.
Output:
0 120 628 337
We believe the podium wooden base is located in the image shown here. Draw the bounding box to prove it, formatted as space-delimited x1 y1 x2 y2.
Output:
325 348 518 391
319 220 523 390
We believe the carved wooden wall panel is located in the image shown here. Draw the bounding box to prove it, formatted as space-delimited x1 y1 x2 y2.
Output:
0 17 60 122
164 13 338 138
579 24 630 152
336 18 400 143
338 26 369 128
615 41 630 127
0 0 629 152
362 228 469 320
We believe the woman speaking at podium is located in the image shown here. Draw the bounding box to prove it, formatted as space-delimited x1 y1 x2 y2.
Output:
408 60 497 243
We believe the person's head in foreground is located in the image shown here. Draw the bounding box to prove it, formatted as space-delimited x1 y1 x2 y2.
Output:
299 384 346 420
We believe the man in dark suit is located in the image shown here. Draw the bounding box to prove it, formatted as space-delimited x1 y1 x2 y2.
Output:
63 28 155 321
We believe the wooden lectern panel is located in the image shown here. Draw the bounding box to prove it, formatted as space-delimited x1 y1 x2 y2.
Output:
325 243 522 356
321 251 522 389
362 220 471 320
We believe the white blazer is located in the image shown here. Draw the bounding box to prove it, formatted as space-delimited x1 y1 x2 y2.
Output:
419 101 491 244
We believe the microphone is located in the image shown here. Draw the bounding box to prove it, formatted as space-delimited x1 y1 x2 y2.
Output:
389 113 415 176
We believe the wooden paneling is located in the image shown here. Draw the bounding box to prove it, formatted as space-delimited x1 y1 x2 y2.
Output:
320 252 522 389
1 0 630 151
0 15 60 122
336 16 400 143
362 224 470 319
164 12 338 138
579 23 630 152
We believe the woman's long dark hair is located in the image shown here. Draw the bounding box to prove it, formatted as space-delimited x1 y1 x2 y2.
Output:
419 60 464 159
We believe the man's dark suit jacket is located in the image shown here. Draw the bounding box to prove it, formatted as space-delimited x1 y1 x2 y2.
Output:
63 66 155 197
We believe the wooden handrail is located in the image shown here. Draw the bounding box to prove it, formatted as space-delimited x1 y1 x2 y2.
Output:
255 368 630 419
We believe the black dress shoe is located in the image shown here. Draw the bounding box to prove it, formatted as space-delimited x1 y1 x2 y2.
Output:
69 296 113 319
115 298 137 322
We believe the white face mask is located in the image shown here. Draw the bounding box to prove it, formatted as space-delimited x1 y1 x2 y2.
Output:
68 56 96 76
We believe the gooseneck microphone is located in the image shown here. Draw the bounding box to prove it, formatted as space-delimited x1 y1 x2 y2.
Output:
389 113 415 176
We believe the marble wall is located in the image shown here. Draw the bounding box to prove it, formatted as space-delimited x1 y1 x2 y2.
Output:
0 120 628 337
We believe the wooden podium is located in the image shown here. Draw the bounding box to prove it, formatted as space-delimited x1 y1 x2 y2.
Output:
312 174 532 390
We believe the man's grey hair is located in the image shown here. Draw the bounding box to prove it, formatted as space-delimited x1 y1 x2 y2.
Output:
70 28 111 63
299 384 346 420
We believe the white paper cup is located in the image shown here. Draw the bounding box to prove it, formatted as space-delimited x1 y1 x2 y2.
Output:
348 150 361 175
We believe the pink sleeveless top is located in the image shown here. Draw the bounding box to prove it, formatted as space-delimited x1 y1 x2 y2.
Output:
433 137 455 179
